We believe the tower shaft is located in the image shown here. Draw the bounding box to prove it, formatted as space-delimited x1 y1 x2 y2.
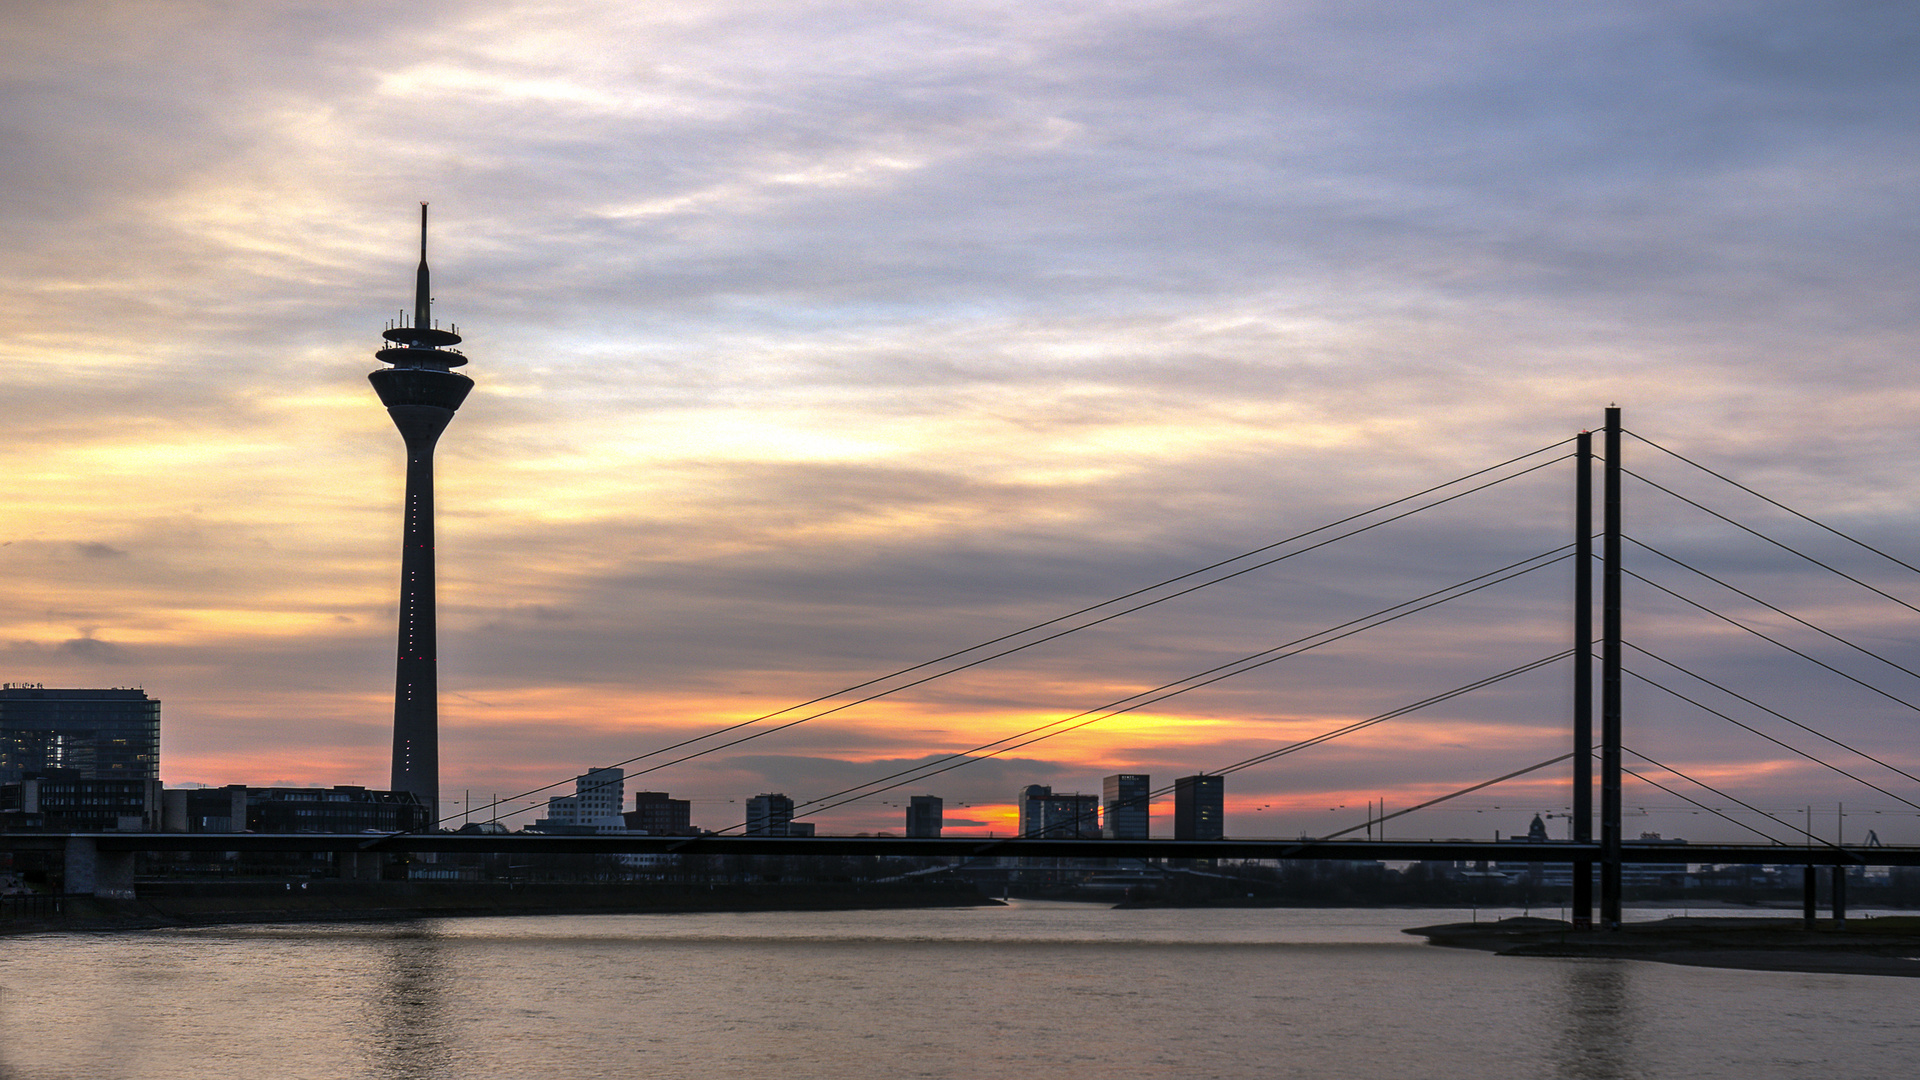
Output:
371 204 472 827
386 404 453 817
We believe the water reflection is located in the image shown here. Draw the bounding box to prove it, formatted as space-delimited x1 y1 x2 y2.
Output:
365 925 458 1080
1551 960 1636 1079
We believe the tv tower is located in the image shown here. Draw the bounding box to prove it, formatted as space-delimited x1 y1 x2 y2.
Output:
370 204 472 824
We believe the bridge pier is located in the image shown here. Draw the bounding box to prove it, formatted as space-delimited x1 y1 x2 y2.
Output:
1832 865 1847 926
64 837 136 900
1803 865 1817 929
336 850 387 882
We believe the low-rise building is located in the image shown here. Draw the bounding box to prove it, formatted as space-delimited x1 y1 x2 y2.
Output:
623 790 695 835
1492 817 1689 888
1 770 162 831
244 786 431 834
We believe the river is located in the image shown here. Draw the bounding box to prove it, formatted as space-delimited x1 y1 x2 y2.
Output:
2 902 1913 1079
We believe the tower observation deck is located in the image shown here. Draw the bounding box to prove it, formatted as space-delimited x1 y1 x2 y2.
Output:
370 204 473 823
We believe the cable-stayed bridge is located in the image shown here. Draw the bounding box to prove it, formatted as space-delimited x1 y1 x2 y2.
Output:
25 408 1920 929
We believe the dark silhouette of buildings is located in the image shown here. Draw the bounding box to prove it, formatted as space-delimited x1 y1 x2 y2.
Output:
237 785 431 833
625 790 695 835
1102 773 1150 839
746 793 795 836
1017 784 1100 838
1174 774 1224 840
370 205 473 824
0 778 425 835
0 770 162 831
906 794 943 838
0 685 159 783
158 785 429 834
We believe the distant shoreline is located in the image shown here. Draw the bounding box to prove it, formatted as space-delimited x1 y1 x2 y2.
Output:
0 879 1002 935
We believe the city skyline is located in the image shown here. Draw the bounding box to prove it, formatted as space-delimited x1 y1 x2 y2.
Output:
3 3 1919 841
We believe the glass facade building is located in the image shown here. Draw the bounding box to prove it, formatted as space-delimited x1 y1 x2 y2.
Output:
0 686 159 783
1102 773 1151 839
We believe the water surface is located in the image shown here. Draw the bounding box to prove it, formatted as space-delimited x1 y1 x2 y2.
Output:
2 903 1913 1079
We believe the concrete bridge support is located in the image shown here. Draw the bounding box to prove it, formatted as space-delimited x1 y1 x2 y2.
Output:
1803 865 1817 929
64 837 136 899
336 850 387 881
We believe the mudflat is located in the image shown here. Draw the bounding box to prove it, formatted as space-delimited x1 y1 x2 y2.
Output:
1407 915 1920 977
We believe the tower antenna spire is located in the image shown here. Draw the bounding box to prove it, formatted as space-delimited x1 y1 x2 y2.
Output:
414 202 431 332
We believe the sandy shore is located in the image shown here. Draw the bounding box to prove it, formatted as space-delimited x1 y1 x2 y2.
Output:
1407 915 1920 977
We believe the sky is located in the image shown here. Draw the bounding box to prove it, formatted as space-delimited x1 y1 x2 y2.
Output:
5 0 1920 843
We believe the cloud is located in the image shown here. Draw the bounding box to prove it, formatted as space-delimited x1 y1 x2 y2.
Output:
1 1 1916 842
57 635 132 663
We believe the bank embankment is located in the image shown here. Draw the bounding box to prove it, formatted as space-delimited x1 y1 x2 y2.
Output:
1407 915 1920 977
1 878 1001 934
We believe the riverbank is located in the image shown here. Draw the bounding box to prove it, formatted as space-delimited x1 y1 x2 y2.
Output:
1407 915 1920 977
0 878 1001 934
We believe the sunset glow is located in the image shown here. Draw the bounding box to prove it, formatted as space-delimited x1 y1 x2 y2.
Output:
4 1 1918 844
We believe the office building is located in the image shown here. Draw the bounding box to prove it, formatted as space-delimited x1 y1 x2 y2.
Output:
1490 815 1689 888
0 685 159 783
370 206 476 824
624 790 695 835
1102 773 1151 839
746 792 795 836
536 768 627 833
1 770 163 831
164 785 248 833
906 794 943 838
243 785 432 834
1017 784 1100 839
1174 774 1224 841
149 785 428 834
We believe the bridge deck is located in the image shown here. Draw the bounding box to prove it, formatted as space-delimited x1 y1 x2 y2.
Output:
13 833 1920 865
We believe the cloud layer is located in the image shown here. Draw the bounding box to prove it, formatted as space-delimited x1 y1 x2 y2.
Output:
3 1 1918 842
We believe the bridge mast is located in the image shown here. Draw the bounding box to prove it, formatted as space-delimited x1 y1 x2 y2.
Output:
1601 406 1624 928
1572 429 1594 930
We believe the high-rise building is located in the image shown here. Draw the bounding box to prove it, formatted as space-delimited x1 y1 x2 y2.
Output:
0 685 159 782
370 205 474 826
1016 784 1100 839
624 790 695 835
1102 773 1151 839
746 792 795 836
906 794 943 838
1174 774 1224 841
